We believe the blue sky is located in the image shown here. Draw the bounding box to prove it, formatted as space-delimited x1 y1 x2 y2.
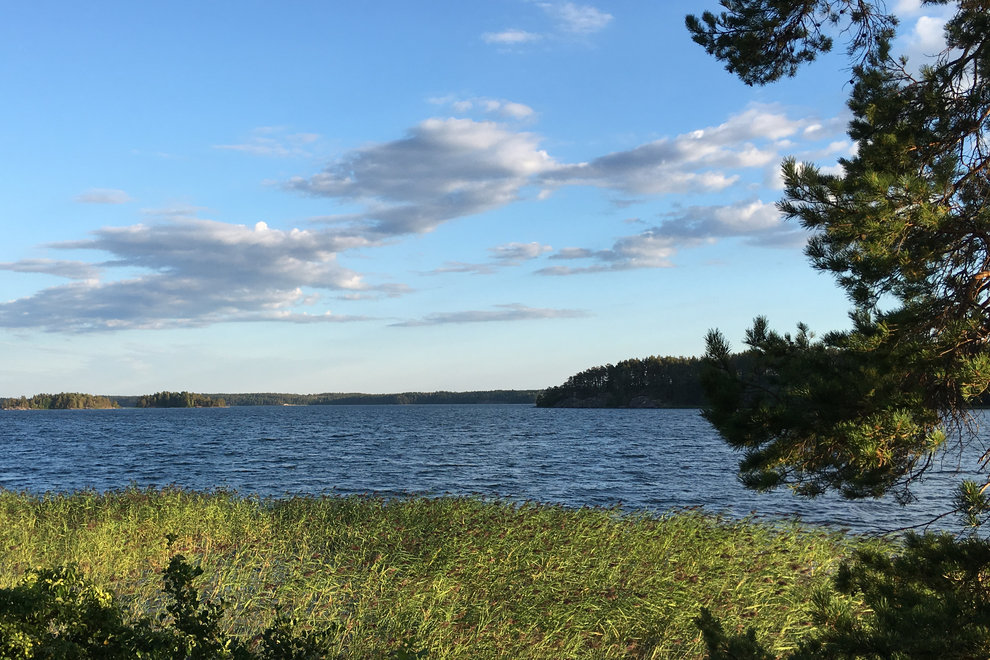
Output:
0 1 951 396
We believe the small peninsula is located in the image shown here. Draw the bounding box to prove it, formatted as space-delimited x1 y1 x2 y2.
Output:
536 356 707 408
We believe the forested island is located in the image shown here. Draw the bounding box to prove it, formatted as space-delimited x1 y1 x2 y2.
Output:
537 353 990 409
135 391 226 408
536 356 706 408
0 392 120 410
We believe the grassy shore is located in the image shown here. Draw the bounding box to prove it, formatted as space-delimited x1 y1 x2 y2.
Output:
0 488 883 658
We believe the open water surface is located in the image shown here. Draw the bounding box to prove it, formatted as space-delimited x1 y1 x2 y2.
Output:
1 404 987 534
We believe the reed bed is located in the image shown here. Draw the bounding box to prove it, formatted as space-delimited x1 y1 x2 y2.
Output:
0 488 882 658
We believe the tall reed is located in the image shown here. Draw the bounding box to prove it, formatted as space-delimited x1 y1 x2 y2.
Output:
0 487 882 658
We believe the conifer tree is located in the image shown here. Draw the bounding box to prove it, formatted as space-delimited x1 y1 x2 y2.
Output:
690 1 990 513
688 4 990 656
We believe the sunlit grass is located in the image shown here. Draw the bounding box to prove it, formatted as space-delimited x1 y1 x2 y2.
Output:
0 488 883 658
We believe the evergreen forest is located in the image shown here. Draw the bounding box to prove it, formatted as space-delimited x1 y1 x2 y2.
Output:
536 356 706 408
0 392 119 410
135 391 227 408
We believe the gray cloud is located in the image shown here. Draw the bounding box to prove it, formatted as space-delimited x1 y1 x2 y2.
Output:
338 283 413 300
74 188 132 204
539 105 818 195
652 199 798 245
0 277 371 331
392 303 588 327
539 199 800 275
3 106 841 332
53 219 369 290
0 217 390 332
490 241 553 264
0 259 101 280
425 261 498 276
425 241 552 275
539 233 677 275
288 118 558 236
288 106 837 241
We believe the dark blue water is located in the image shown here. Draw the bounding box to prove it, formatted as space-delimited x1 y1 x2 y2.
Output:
0 405 985 534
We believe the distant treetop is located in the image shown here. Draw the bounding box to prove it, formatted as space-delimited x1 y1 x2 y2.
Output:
1 392 119 410
135 391 226 408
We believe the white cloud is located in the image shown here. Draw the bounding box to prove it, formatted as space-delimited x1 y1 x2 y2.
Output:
500 102 536 119
482 29 541 45
74 188 132 204
893 0 923 16
482 2 611 48
431 96 536 120
910 15 948 55
3 104 846 332
214 127 321 158
393 303 588 326
539 2 613 35
141 204 209 220
895 8 956 70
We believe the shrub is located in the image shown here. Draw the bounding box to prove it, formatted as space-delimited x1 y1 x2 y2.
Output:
0 553 337 659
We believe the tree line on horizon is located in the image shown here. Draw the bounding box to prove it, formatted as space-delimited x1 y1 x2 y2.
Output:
135 391 226 408
2 389 540 409
212 390 539 406
0 392 119 410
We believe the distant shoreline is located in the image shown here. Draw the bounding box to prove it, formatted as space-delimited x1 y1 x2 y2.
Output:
3 389 541 409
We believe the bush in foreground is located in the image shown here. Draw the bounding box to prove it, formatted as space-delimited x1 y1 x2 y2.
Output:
0 550 422 659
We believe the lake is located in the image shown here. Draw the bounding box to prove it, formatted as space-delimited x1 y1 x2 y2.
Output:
0 404 985 534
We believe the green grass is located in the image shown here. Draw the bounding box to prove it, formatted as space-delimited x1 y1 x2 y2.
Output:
0 488 884 658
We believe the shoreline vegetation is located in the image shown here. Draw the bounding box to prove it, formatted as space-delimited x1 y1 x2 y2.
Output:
0 487 883 658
